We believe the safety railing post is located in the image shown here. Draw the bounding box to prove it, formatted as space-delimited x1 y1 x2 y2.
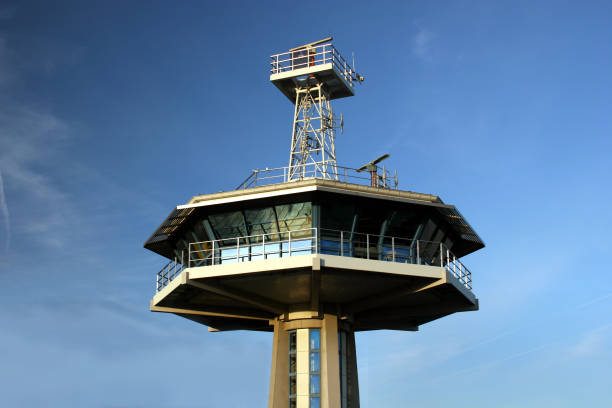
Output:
236 237 240 262
288 230 292 257
392 237 395 262
212 240 216 265
188 244 192 268
417 240 420 264
340 230 344 256
440 243 444 267
181 250 184 274
263 234 266 259
366 234 370 259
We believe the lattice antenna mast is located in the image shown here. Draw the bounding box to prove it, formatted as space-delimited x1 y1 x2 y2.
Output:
270 37 363 181
289 82 341 179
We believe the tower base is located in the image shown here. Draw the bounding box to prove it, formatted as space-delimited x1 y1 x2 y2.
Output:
268 313 359 408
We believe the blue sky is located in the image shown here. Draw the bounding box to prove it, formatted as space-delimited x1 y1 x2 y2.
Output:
1 1 611 407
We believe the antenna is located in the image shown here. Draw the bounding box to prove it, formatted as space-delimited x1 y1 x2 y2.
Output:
289 36 333 51
357 153 390 171
357 154 390 187
270 38 363 182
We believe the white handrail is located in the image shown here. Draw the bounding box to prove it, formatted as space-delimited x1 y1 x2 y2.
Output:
156 227 473 292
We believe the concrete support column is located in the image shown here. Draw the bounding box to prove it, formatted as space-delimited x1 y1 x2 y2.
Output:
269 318 290 408
268 314 359 408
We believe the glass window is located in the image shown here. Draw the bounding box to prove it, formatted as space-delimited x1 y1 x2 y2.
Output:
310 352 320 372
310 374 320 394
289 331 296 352
310 329 320 351
275 202 312 232
319 197 356 231
184 202 313 269
208 211 247 239
309 329 321 405
245 207 278 236
289 330 297 406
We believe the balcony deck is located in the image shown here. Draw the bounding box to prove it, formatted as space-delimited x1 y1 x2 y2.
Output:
154 227 473 295
270 42 362 102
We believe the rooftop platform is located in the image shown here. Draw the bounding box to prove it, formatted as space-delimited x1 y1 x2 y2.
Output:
270 42 362 102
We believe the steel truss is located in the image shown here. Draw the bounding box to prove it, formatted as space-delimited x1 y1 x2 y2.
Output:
288 81 341 181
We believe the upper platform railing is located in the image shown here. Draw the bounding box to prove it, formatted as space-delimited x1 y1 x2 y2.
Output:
236 162 398 190
155 228 472 293
270 42 362 85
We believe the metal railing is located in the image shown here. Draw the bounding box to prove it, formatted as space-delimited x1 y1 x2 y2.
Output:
270 43 362 85
189 228 317 268
236 162 398 190
155 228 472 293
317 229 472 290
156 256 185 292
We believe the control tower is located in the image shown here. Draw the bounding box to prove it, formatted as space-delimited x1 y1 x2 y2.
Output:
145 38 484 408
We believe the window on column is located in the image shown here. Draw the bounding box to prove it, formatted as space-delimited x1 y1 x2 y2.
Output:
309 329 321 408
289 330 297 408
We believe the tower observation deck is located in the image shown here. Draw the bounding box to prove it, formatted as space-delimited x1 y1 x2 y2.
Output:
144 38 484 408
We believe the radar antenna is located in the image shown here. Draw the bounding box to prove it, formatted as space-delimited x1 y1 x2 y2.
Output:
357 154 395 188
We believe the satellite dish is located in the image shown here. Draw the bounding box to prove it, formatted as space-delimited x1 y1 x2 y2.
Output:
357 154 390 172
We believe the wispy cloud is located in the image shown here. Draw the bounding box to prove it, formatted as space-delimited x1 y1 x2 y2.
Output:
436 340 559 383
0 169 9 252
576 292 612 310
570 324 612 357
0 34 79 253
0 105 74 249
0 36 15 87
412 29 435 60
